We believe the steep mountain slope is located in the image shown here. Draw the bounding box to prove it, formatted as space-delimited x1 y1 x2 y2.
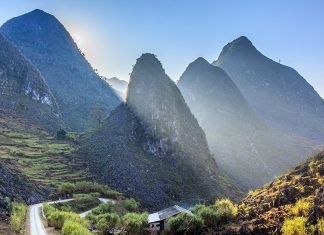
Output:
0 9 121 131
178 58 287 189
235 150 324 234
213 36 324 144
80 54 241 210
0 33 60 132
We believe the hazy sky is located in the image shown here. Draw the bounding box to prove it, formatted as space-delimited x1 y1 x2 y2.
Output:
1 0 324 97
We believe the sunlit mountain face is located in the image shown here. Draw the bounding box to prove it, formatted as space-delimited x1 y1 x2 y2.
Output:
0 4 323 235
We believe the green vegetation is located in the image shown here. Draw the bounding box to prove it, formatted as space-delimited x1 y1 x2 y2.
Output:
44 203 92 234
58 181 122 199
10 203 27 234
0 126 92 187
281 217 307 235
169 212 203 234
122 212 148 235
289 198 312 217
62 220 93 235
123 198 139 212
52 195 100 213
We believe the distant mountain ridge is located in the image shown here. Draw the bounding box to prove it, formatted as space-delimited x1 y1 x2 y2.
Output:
178 57 287 189
0 33 60 132
0 9 121 131
213 36 324 143
80 54 242 209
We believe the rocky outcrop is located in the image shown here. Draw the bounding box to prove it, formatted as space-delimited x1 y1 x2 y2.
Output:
80 54 242 210
0 33 60 132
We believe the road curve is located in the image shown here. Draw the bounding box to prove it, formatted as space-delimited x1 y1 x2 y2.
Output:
29 198 111 235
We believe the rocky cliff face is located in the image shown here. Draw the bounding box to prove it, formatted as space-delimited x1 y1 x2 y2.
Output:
80 54 242 210
213 36 324 143
178 57 287 190
0 33 60 132
0 9 121 131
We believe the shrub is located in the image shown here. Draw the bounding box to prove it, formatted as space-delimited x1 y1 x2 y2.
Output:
318 218 324 234
122 212 148 234
43 203 56 218
95 213 120 233
61 219 93 235
57 128 67 140
123 198 139 212
58 183 75 197
47 211 87 229
10 203 27 233
169 212 203 234
281 217 307 235
196 205 220 227
290 199 312 217
52 196 100 213
91 202 115 215
215 199 238 221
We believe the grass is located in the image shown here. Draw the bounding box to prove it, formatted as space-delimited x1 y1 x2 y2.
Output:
10 203 27 234
52 195 101 213
0 126 93 187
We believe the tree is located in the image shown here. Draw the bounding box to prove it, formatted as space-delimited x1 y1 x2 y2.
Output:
58 183 75 198
122 212 148 235
169 213 203 234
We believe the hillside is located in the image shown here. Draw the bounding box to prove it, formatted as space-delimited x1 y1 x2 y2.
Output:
0 33 60 132
233 150 324 234
0 9 121 131
0 109 93 219
79 54 242 210
213 36 324 144
178 57 288 190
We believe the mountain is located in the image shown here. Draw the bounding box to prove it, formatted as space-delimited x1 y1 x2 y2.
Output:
178 57 288 190
0 33 60 132
208 150 324 234
79 54 242 210
213 36 324 144
101 76 128 100
0 9 121 131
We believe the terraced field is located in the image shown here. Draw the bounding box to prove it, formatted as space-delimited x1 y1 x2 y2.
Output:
0 113 93 188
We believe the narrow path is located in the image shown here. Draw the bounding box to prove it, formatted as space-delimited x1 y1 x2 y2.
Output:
29 198 111 235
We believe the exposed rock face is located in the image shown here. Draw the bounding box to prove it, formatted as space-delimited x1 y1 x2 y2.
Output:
1 9 121 131
178 57 286 190
213 36 324 144
80 54 242 210
0 159 49 219
0 33 60 132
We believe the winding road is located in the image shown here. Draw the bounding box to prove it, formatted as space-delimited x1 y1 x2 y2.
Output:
29 198 113 235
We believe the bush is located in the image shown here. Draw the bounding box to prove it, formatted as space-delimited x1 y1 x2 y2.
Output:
52 196 100 213
10 203 27 233
196 205 220 227
169 212 203 234
122 212 148 234
215 199 238 221
47 211 87 229
43 203 56 218
57 128 67 140
62 219 93 235
58 183 75 197
123 198 139 212
95 213 120 233
318 218 324 234
282 217 307 235
290 199 312 217
90 201 115 216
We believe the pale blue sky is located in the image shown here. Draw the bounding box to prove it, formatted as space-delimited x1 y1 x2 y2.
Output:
1 0 323 97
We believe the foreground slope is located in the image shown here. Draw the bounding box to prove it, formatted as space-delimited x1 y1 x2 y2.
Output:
178 58 286 189
1 9 121 131
0 33 60 132
235 150 324 234
213 36 324 144
80 54 241 210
